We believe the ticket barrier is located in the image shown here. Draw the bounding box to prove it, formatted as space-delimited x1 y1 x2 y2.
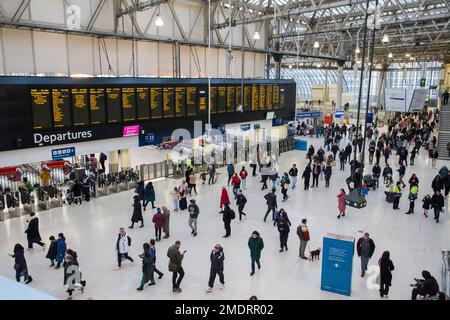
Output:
35 186 63 212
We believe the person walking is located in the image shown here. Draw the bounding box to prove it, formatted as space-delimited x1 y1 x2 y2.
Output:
149 238 164 279
55 233 67 269
239 166 248 190
219 186 230 213
115 227 134 270
129 195 144 228
248 231 264 276
280 172 290 201
208 163 216 185
372 163 381 188
227 163 235 186
356 232 375 277
222 204 234 238
274 209 291 252
82 173 91 202
170 187 180 212
288 164 298 189
431 190 445 223
188 199 199 237
24 212 45 250
63 254 82 299
397 162 406 188
443 89 449 106
337 189 347 219
297 219 310 260
302 164 312 190
311 161 321 188
207 244 225 292
430 148 439 168
339 149 346 171
231 173 241 199
152 208 166 242
263 188 277 222
46 236 57 267
179 181 188 211
405 184 419 215
167 240 185 293
422 194 432 218
9 243 32 284
378 251 395 298
161 206 170 239
236 189 247 221
143 182 156 210
99 152 107 173
324 162 332 187
188 172 197 195
136 243 155 291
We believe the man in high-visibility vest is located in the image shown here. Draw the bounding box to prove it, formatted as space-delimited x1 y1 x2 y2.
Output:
405 184 419 215
392 182 402 210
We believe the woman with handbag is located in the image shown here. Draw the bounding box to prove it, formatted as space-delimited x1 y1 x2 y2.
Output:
378 251 394 298
9 243 32 284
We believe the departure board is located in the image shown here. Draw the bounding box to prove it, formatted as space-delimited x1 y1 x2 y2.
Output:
251 84 259 111
210 86 217 114
279 87 285 109
89 88 106 124
198 89 207 113
175 87 186 117
227 86 235 112
217 86 227 113
52 89 71 128
136 87 150 120
266 84 273 110
150 87 162 119
72 88 89 126
106 88 121 123
31 89 52 129
273 85 279 109
163 87 174 118
259 85 266 111
186 86 196 116
236 86 242 107
122 87 137 121
243 85 251 111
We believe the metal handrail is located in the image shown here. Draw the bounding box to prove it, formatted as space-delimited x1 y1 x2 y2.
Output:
442 249 449 297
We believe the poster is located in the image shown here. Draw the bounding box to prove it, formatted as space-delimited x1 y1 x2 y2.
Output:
321 233 355 296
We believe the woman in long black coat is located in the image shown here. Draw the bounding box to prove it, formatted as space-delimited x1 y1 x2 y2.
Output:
273 209 291 252
137 243 155 290
129 195 144 228
25 212 45 249
9 243 32 284
378 250 395 298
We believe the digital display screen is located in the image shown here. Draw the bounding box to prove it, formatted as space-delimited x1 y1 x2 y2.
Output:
259 85 266 111
236 86 242 107
198 89 207 113
279 87 285 109
71 88 89 126
175 87 186 117
266 84 273 110
150 87 162 119
227 86 235 112
210 86 217 114
122 87 136 121
31 89 52 129
186 86 196 116
273 85 280 110
251 84 259 111
217 86 227 113
52 89 71 128
89 88 106 124
163 87 174 118
136 87 150 120
244 85 251 111
106 87 121 123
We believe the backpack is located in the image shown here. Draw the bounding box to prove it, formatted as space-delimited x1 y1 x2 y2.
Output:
230 209 236 220
127 236 131 247
296 225 303 237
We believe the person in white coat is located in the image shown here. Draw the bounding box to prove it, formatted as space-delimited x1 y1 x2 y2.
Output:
115 227 134 270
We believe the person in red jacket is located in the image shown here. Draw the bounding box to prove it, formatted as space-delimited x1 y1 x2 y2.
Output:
239 166 248 190
231 173 241 199
297 219 310 260
220 187 230 213
152 208 166 242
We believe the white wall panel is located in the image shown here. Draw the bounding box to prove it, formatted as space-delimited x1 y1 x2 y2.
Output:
63 0 92 28
117 39 133 75
180 45 191 77
30 0 65 24
244 52 255 78
155 4 174 38
137 41 158 76
0 0 24 18
92 0 115 31
0 30 5 74
93 38 118 75
33 31 68 74
233 51 243 78
254 53 266 78
189 4 204 41
2 29 34 74
159 43 172 77
67 35 94 75
206 48 218 78
173 2 190 40
217 49 227 78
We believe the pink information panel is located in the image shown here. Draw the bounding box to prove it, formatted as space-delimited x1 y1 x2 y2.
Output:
123 125 139 137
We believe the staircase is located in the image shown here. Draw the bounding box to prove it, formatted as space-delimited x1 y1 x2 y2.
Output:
437 104 450 160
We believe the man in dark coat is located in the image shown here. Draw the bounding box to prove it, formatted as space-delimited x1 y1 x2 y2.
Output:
222 204 233 237
207 244 225 291
356 232 375 277
25 212 45 250
411 270 440 300
248 231 264 276
129 195 144 228
263 189 277 222
431 190 445 223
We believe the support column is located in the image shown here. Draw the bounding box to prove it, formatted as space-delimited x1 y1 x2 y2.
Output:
376 63 389 108
108 150 119 174
336 60 345 109
119 149 131 171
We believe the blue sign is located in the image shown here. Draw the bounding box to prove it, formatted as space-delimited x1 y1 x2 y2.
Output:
144 133 156 144
272 118 284 126
296 112 321 120
367 112 374 124
335 110 344 118
321 234 355 296
51 147 75 160
241 124 251 131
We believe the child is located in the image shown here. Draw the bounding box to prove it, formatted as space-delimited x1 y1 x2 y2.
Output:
45 236 57 267
200 171 207 185
422 194 431 218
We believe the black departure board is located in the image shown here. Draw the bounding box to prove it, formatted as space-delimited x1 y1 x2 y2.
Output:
89 88 106 124
31 89 52 129
175 87 186 117
227 86 235 112
210 86 217 114
243 85 251 111
72 88 89 126
136 87 150 120
106 88 121 123
251 84 259 111
273 85 279 109
236 86 242 106
198 89 207 113
122 87 136 121
150 87 162 119
259 85 266 111
186 87 196 116
279 87 285 109
266 84 273 110
163 87 174 118
217 86 227 113
52 89 71 128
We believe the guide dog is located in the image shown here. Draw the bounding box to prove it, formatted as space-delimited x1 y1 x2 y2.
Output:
309 247 322 261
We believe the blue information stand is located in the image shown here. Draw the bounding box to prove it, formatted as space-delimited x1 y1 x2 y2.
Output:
320 233 355 296
294 138 307 151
